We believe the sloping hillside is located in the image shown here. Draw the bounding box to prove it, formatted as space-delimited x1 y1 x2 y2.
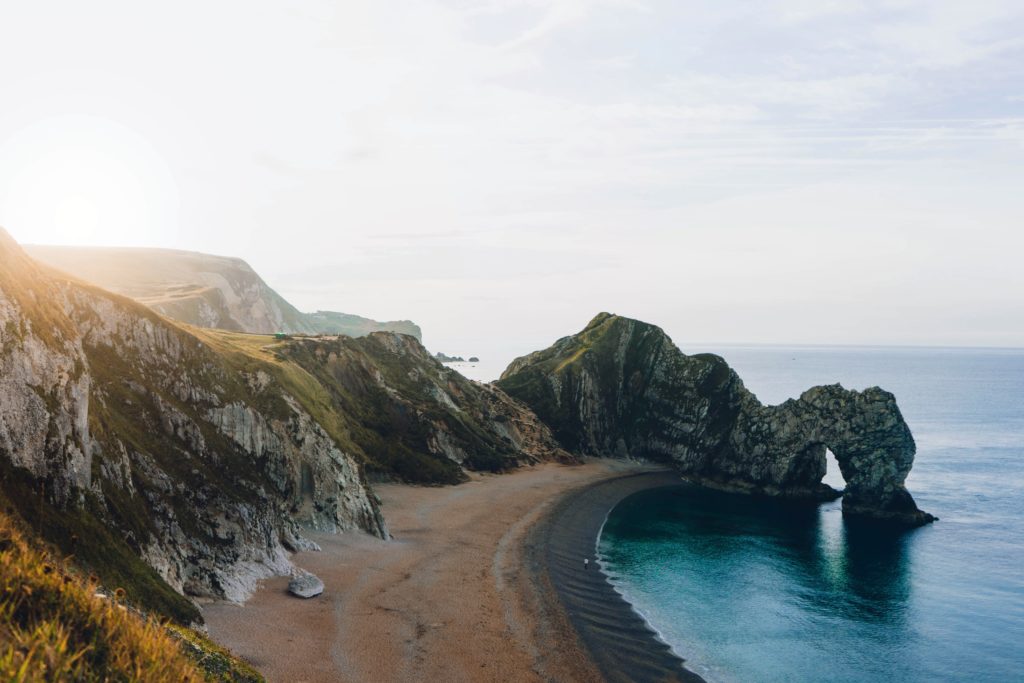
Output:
1 229 567 626
25 245 421 339
2 229 386 622
269 331 573 484
0 511 262 682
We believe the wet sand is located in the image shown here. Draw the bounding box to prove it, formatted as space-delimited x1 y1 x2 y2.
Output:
204 459 668 682
531 472 705 683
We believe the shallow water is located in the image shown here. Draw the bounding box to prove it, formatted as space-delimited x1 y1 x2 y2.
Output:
599 345 1024 683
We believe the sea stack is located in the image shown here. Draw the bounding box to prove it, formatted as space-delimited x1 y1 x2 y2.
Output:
497 313 935 526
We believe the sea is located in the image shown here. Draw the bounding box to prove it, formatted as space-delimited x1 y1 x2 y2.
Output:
590 345 1024 683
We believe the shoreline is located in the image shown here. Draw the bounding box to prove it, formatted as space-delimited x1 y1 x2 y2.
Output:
202 460 663 682
527 471 707 683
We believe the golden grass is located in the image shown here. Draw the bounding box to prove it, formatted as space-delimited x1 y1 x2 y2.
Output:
0 513 203 682
187 327 285 362
187 327 362 453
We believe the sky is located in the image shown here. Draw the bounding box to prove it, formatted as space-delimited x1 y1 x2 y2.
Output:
1 0 1023 362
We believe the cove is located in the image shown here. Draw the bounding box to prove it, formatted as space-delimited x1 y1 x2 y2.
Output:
598 483 1012 683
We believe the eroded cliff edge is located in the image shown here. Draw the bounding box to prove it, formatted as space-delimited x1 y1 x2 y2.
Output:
0 229 568 623
497 313 936 526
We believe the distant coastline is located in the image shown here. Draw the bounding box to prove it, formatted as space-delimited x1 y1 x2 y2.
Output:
527 470 707 683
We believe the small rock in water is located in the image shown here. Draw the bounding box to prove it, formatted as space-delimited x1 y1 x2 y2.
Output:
288 570 324 598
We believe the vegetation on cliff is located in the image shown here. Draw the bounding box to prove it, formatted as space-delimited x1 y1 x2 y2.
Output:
499 313 934 525
0 511 261 682
25 245 421 340
1 228 569 634
198 328 573 485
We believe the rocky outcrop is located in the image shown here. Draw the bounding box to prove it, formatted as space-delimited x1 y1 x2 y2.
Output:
277 332 575 484
729 384 931 524
25 245 422 340
498 313 935 526
0 228 572 623
1 230 387 621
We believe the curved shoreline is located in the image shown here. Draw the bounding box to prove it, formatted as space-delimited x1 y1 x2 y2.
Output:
528 471 707 683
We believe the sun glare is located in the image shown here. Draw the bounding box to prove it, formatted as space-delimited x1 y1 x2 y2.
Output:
53 193 100 242
0 115 178 247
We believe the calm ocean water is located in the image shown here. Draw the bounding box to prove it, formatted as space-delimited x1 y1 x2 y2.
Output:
598 346 1024 683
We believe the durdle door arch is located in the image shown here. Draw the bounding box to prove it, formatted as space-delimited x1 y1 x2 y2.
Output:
497 313 936 527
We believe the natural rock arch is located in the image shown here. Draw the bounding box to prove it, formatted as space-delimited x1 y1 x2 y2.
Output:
498 313 936 526
728 385 934 525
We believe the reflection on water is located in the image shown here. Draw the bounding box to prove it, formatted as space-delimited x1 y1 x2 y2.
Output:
599 486 922 682
598 346 1024 683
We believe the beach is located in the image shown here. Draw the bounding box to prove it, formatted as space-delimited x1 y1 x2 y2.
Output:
203 459 691 682
531 473 705 683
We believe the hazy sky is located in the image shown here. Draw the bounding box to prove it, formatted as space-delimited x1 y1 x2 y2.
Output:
1 1 1023 357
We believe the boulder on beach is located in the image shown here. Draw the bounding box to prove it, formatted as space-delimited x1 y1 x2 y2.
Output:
288 571 324 598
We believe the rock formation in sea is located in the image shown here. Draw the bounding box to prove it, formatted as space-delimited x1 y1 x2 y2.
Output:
0 228 568 624
497 313 936 526
25 244 422 340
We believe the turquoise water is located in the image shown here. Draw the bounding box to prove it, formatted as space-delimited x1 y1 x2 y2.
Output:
598 346 1024 682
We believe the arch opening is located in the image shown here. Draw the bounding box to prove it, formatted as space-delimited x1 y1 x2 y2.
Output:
822 448 846 492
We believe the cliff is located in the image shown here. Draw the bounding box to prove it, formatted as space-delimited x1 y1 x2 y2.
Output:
305 310 421 339
25 245 421 340
0 229 565 625
270 332 573 484
498 313 935 526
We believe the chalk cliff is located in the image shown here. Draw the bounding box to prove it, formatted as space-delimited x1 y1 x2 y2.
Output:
498 313 935 526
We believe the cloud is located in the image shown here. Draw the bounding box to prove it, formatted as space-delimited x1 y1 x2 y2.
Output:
492 0 648 49
1 0 1022 349
871 0 1024 68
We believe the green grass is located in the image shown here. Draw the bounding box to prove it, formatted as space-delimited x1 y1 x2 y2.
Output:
0 511 205 682
191 328 509 485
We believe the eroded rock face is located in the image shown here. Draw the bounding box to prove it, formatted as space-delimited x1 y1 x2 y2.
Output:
0 229 386 620
277 332 575 484
498 313 935 526
726 384 934 525
0 228 575 623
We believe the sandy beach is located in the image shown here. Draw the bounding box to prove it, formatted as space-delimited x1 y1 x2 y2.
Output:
204 459 672 682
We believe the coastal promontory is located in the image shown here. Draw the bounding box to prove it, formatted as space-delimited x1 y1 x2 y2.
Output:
497 313 935 526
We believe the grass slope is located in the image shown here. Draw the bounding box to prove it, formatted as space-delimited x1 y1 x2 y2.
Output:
0 511 261 682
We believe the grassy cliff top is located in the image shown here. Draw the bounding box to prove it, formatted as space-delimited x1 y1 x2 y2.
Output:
498 312 672 380
24 243 422 340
